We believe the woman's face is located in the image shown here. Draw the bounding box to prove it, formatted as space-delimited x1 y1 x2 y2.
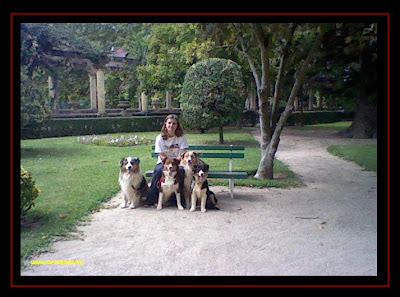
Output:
165 118 178 136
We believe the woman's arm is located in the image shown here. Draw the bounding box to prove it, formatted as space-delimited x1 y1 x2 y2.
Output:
158 152 167 160
177 148 187 161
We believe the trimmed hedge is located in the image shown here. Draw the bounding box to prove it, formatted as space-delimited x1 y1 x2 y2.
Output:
26 111 354 139
40 116 166 138
242 110 354 127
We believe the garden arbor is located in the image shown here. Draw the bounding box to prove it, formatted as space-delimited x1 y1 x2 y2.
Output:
46 48 137 115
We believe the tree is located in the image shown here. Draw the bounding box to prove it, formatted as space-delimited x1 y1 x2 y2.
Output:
180 58 246 144
318 23 377 138
137 23 214 103
232 23 327 179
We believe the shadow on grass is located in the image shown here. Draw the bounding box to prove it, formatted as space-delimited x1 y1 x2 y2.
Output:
21 147 87 159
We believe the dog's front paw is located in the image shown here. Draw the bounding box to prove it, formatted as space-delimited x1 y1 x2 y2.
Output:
201 208 207 213
178 205 184 211
156 205 162 211
190 207 196 212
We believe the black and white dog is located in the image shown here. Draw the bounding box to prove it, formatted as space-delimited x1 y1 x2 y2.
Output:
119 157 148 209
190 163 220 213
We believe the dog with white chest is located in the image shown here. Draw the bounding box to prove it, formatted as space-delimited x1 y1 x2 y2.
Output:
119 157 149 209
157 157 184 211
190 163 220 213
179 151 200 209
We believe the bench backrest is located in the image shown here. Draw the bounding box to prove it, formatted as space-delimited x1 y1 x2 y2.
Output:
150 145 245 159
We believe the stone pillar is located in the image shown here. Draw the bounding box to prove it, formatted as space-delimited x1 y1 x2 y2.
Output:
141 92 148 112
166 91 172 110
96 69 106 115
317 92 323 110
89 72 97 110
48 75 57 112
308 88 314 111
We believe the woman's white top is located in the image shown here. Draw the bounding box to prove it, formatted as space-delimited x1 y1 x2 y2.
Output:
154 134 189 164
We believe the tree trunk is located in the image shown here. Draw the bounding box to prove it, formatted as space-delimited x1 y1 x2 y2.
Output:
348 94 377 138
254 27 326 180
254 142 276 179
219 125 224 144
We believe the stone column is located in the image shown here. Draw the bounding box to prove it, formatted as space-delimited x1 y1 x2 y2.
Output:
89 72 97 110
308 88 314 111
141 92 148 112
48 75 57 112
96 69 106 115
166 91 172 110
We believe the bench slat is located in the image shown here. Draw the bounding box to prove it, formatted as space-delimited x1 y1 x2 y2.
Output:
208 171 248 179
151 145 245 150
151 152 244 158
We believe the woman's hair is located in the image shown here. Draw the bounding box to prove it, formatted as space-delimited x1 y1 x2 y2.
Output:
161 114 184 140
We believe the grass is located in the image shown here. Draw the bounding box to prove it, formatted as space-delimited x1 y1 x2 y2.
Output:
20 127 302 260
295 121 377 172
327 144 377 172
294 120 352 131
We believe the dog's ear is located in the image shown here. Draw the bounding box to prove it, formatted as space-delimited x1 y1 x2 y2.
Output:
133 157 140 163
174 158 180 167
204 164 209 171
120 158 126 166
161 156 168 164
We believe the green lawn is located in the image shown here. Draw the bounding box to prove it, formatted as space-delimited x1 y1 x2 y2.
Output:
295 121 352 131
327 144 377 172
20 127 302 260
295 121 377 172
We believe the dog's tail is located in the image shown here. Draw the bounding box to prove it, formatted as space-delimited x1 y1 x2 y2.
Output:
206 190 220 210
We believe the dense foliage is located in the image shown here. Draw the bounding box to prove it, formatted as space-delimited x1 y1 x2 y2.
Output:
180 58 245 142
20 22 378 141
21 166 40 217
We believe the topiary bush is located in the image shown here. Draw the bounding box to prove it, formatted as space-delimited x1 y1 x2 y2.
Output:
21 166 40 217
180 58 246 143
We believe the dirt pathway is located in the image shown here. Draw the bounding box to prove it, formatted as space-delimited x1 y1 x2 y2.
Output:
21 127 377 277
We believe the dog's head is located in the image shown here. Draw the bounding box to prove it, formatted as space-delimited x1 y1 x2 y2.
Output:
193 163 209 180
180 151 199 167
162 157 180 176
120 157 140 174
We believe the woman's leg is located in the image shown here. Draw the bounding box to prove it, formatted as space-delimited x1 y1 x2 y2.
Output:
178 166 186 207
143 163 163 206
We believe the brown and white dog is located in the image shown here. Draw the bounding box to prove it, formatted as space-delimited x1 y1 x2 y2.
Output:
190 163 220 213
119 157 149 209
157 157 184 211
180 151 200 209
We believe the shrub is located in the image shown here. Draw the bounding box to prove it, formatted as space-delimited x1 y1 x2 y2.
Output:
21 166 40 217
20 74 50 139
180 58 246 143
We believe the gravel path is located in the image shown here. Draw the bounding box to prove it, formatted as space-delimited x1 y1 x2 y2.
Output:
21 127 377 276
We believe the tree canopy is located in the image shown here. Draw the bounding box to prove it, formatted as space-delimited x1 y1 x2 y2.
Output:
180 58 245 143
21 22 378 145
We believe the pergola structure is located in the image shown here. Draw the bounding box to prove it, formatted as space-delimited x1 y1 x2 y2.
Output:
46 48 138 115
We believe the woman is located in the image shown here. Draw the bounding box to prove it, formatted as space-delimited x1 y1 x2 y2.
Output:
143 114 188 207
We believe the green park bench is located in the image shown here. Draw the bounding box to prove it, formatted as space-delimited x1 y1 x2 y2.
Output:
145 145 248 198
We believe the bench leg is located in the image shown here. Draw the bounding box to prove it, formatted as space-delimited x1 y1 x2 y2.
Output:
229 178 234 199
